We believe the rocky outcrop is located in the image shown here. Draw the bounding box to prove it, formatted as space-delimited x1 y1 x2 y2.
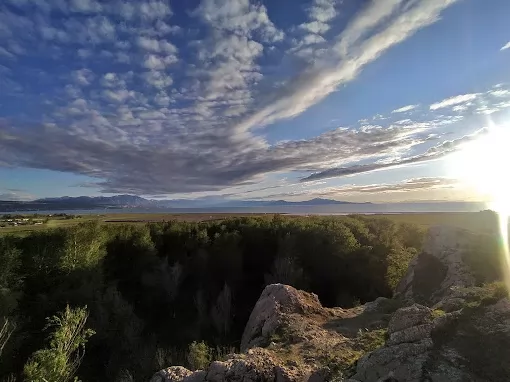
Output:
241 283 325 352
150 347 310 382
351 304 436 382
150 366 195 382
151 226 510 382
395 226 476 305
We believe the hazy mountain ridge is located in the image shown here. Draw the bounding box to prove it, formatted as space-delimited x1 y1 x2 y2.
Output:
0 195 363 212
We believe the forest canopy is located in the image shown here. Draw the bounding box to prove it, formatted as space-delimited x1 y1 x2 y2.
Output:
0 215 446 381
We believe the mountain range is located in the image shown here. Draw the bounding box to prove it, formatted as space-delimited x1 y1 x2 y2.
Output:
0 195 363 212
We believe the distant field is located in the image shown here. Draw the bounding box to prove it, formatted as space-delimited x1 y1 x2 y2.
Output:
373 212 500 234
0 213 271 235
0 211 502 236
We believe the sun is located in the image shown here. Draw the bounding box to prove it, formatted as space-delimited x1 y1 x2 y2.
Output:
448 122 510 290
448 124 510 214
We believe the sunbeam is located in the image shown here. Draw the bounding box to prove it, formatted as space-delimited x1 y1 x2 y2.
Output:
448 121 510 290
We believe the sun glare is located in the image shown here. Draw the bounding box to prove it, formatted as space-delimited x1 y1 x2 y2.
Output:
448 123 510 288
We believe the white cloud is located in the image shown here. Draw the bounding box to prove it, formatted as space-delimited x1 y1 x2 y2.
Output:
143 54 177 70
142 71 173 88
299 21 330 35
137 37 177 54
308 0 337 23
139 1 172 20
72 69 94 86
490 89 510 97
194 0 284 42
392 104 418 113
102 89 134 103
335 0 405 57
452 104 468 112
429 93 479 110
500 41 510 51
235 0 460 133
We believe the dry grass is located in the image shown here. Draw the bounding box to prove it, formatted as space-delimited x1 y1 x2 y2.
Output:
1 211 498 236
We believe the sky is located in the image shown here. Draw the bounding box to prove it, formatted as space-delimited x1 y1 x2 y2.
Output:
0 0 510 203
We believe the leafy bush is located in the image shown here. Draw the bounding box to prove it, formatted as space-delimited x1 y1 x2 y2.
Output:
23 305 95 382
186 341 211 371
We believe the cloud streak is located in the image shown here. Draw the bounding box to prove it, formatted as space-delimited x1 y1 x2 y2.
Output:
392 104 418 113
430 93 479 110
300 129 487 182
501 41 510 51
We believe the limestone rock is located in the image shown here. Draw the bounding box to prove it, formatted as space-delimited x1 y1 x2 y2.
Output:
183 371 207 382
353 304 434 382
150 366 194 382
241 283 323 351
396 226 476 305
362 297 392 314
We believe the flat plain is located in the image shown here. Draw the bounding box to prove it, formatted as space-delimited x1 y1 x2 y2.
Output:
0 211 502 236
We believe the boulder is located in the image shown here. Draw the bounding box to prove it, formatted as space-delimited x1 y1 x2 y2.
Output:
396 226 476 305
240 284 323 352
352 304 435 382
150 366 194 382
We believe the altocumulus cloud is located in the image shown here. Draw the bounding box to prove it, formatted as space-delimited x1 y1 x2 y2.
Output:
1 0 508 196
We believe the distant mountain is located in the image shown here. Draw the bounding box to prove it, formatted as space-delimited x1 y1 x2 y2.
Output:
263 198 364 206
35 194 154 208
155 197 364 208
0 195 365 212
0 195 156 212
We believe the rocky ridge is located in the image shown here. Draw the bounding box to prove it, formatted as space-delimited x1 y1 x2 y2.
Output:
151 226 510 382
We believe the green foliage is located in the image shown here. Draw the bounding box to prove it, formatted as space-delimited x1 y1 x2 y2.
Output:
0 216 428 380
23 305 95 382
356 328 387 352
60 222 106 273
462 282 508 309
186 341 211 371
324 328 387 381
385 247 416 291
432 309 446 319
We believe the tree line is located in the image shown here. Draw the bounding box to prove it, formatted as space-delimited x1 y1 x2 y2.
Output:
0 215 425 381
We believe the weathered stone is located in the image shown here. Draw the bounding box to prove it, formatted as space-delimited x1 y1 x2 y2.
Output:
353 339 433 382
183 370 206 382
150 366 194 382
205 361 228 382
362 297 392 314
388 304 432 334
241 284 323 351
395 226 476 305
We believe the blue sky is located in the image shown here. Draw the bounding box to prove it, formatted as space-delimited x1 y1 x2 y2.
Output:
1 0 510 202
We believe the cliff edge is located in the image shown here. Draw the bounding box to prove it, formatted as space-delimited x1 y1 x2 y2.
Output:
151 226 510 382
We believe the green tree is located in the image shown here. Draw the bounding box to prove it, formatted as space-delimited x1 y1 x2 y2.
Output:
60 222 106 274
23 305 95 382
186 341 211 371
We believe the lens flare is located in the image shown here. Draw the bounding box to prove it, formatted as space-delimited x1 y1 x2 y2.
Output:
447 122 510 290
